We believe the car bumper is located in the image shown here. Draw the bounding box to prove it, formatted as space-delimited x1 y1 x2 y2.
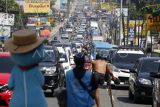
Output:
43 74 59 90
136 84 153 99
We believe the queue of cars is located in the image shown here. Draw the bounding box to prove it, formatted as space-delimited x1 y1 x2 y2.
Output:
101 46 160 105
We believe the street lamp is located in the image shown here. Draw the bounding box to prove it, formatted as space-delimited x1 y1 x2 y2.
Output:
119 0 123 45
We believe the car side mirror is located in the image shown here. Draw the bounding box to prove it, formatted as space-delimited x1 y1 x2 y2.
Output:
150 72 160 78
130 69 136 73
59 58 65 63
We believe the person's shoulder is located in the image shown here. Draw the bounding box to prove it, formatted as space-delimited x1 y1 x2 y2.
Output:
66 69 73 76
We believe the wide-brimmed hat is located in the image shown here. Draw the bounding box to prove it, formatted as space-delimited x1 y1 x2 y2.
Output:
5 29 46 54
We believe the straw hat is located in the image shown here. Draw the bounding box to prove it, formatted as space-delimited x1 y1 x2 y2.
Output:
5 29 46 54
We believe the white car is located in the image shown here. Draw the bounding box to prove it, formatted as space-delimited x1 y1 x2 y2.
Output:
65 27 73 33
64 46 75 65
111 48 145 86
109 64 130 85
61 33 69 39
57 47 71 74
76 33 84 39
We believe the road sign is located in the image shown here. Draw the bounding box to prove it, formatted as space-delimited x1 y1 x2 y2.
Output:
0 13 15 26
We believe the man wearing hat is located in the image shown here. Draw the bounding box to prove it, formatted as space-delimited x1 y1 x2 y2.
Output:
5 29 48 107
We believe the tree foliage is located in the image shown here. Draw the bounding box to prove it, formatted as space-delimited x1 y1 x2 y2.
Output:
0 0 19 13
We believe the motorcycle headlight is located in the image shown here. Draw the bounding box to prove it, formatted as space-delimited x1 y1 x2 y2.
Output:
44 67 56 75
138 78 152 85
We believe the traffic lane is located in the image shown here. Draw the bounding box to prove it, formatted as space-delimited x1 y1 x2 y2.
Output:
45 91 59 107
99 87 152 107
46 88 152 107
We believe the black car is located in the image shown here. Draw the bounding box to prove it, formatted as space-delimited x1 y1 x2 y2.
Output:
39 45 64 94
129 57 160 102
150 61 160 107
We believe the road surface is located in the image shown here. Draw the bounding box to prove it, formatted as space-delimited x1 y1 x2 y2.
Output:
46 87 152 107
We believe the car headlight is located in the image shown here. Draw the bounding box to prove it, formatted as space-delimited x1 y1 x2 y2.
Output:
112 65 120 72
138 78 152 85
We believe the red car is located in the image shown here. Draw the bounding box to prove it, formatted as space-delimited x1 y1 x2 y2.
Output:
0 52 14 107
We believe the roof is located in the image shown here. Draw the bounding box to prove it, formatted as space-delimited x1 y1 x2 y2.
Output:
57 47 65 53
93 41 113 49
0 52 10 56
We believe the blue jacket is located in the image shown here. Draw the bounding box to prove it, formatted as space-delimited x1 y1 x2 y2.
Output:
66 69 95 107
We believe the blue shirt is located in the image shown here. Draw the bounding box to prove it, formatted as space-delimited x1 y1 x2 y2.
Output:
66 69 95 107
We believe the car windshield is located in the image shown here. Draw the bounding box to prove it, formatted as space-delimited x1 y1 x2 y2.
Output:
0 56 15 73
113 53 145 64
96 48 109 56
140 60 160 73
59 53 68 63
42 49 56 63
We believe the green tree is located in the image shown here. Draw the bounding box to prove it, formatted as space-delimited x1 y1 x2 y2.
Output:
0 0 19 13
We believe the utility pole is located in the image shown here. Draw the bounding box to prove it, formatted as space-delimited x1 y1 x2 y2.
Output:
119 0 123 45
67 0 70 18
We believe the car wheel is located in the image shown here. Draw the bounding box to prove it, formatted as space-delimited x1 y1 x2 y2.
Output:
128 88 134 100
51 89 55 96
133 91 140 103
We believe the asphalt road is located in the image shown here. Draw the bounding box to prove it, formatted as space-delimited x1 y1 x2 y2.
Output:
46 87 152 107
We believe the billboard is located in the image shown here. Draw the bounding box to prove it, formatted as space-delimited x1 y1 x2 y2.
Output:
115 8 128 17
0 13 15 26
146 14 160 32
24 0 50 13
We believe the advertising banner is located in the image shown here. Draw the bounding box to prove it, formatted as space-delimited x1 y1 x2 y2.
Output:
24 0 50 13
146 14 160 32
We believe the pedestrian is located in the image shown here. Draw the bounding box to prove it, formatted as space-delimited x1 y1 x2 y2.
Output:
65 52 100 107
4 29 48 107
92 54 119 86
90 54 120 107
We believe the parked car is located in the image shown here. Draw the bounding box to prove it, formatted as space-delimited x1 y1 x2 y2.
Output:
150 60 160 107
111 47 145 86
0 52 14 106
129 57 160 102
39 45 64 94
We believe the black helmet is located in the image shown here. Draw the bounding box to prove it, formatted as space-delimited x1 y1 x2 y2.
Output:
74 52 86 66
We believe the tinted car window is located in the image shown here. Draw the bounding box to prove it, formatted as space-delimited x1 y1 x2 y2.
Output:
0 56 15 73
113 53 145 64
42 47 56 64
140 60 160 73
